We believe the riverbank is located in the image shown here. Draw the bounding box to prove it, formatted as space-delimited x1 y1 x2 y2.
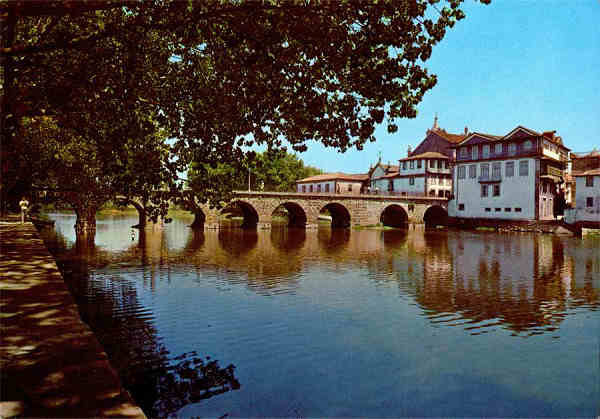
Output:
0 222 145 418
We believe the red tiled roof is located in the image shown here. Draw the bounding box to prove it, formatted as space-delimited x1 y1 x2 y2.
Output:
572 169 600 177
431 128 468 144
296 172 369 183
571 150 600 158
401 151 449 161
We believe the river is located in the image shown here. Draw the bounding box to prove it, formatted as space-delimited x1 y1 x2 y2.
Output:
38 211 599 418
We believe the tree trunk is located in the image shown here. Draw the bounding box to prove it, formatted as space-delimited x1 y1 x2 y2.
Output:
190 211 205 229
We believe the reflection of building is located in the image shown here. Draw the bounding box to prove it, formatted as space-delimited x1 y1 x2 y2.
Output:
295 172 368 194
449 126 570 221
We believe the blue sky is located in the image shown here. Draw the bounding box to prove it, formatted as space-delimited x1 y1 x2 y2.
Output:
295 0 600 173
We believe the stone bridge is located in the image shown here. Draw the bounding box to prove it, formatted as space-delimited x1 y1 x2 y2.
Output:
187 191 449 230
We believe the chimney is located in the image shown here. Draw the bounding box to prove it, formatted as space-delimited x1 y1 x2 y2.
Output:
433 113 438 130
407 145 412 157
464 126 468 135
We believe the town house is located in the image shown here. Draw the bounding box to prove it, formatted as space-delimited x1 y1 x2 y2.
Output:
565 150 600 224
449 126 570 221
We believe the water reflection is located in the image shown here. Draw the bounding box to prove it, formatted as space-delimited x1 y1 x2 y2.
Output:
39 212 600 417
40 223 241 417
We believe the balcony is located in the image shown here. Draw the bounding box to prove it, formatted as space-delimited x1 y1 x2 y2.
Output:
478 174 502 183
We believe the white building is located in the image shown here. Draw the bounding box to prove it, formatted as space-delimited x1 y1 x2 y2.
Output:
449 126 570 221
565 169 600 224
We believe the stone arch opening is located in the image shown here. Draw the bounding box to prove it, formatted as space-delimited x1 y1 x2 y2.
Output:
271 202 307 228
423 205 448 228
319 203 351 228
380 204 408 228
220 201 259 229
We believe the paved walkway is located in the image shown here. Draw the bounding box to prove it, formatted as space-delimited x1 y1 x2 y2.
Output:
0 222 145 418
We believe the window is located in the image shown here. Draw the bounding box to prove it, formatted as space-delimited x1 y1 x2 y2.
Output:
325 184 329 192
519 160 529 176
493 184 501 196
459 147 468 159
495 143 502 154
481 184 488 197
542 182 547 193
469 164 477 178
458 203 465 211
458 166 466 179
417 159 422 168
410 160 415 169
401 191 407 196
509 142 516 155
482 145 490 158
586 176 594 187
388 180 394 191
524 140 532 150
402 162 407 170
438 159 443 168
408 204 415 212
444 160 449 169
485 207 491 212
409 177 415 185
506 161 514 177
317 184 321 192
302 185 306 192
472 146 478 160
495 208 501 212
505 207 511 212
309 185 313 192
430 159 435 168
587 197 594 207
429 190 436 196
492 162 501 179
515 208 522 212
348 184 353 192
480 163 490 179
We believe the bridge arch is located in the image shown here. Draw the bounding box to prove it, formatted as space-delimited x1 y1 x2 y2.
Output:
423 205 448 228
271 202 307 228
380 204 409 228
319 202 351 228
221 200 260 229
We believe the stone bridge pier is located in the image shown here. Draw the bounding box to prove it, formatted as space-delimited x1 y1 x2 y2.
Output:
183 192 448 231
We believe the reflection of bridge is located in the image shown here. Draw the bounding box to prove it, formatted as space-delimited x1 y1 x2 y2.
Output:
186 191 448 230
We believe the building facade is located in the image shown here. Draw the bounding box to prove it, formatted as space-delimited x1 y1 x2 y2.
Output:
449 126 570 221
296 172 368 195
371 152 452 197
564 151 600 224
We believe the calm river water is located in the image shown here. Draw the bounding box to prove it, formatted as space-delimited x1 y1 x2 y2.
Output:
39 211 599 418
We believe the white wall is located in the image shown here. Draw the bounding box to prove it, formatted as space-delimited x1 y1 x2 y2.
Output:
297 181 336 193
398 160 427 176
450 158 536 220
572 175 600 222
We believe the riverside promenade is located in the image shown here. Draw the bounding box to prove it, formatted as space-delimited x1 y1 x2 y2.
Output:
0 221 145 418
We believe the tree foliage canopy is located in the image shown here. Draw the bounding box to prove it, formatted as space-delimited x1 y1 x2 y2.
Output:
188 150 322 201
1 0 490 216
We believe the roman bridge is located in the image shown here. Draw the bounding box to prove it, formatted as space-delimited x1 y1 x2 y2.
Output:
183 191 449 230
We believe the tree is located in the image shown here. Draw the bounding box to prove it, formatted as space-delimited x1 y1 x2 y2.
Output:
1 0 491 224
188 150 323 198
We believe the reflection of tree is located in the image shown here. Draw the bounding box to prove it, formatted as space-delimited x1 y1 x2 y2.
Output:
40 228 240 417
